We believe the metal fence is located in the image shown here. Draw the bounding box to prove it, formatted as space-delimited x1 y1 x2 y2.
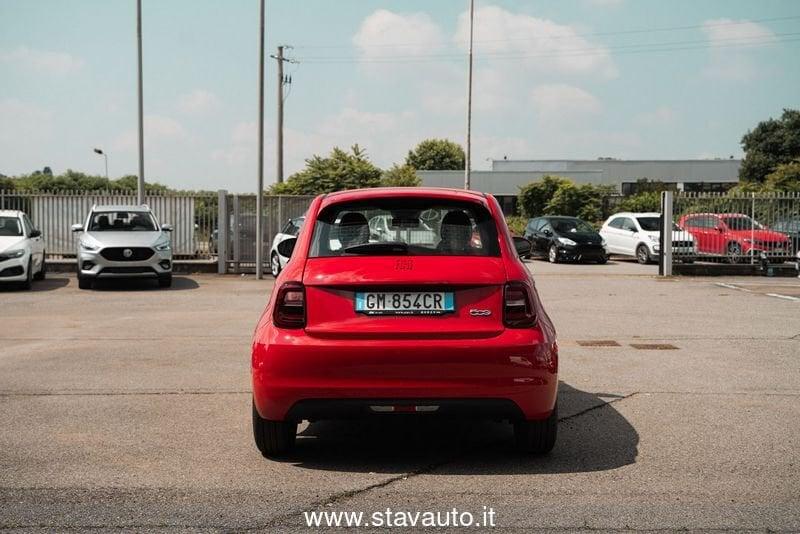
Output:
665 191 800 269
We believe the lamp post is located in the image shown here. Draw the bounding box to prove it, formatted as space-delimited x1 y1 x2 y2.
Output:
464 0 474 190
93 148 108 179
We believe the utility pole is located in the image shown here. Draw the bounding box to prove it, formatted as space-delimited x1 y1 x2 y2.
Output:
271 45 295 184
464 0 475 190
136 0 145 204
255 0 265 280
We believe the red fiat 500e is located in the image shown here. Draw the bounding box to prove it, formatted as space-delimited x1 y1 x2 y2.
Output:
251 188 558 457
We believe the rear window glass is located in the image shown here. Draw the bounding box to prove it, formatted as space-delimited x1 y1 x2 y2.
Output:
309 198 500 257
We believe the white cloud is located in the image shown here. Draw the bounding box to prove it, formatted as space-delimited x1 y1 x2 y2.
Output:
353 9 445 59
113 115 187 152
0 46 84 75
177 89 220 115
702 19 777 81
0 99 54 172
530 84 602 123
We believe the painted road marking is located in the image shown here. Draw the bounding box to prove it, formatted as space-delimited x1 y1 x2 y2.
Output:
715 282 799 302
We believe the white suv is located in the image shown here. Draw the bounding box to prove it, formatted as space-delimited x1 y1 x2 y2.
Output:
72 205 173 289
0 210 46 289
600 212 695 264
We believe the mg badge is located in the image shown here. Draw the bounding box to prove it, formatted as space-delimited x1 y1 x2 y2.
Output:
123 248 133 258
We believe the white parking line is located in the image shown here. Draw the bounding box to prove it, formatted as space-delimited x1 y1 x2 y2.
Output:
715 283 751 293
715 282 799 302
765 293 800 302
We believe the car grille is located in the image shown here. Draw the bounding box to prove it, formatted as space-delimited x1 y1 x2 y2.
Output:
100 266 156 274
100 247 154 261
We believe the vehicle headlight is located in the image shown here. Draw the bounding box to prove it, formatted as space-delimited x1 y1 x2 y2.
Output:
79 241 98 251
155 241 171 251
557 237 577 247
2 249 25 259
647 235 659 243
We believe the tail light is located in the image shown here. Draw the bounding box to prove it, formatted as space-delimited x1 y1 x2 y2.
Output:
503 282 536 328
273 282 306 328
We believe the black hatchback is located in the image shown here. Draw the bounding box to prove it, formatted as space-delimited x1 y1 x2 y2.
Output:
524 216 608 263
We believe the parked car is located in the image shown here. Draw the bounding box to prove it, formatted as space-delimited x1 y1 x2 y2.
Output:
251 187 557 457
679 213 792 263
270 216 304 277
600 212 696 264
772 217 800 258
71 204 173 289
0 210 46 289
524 216 607 263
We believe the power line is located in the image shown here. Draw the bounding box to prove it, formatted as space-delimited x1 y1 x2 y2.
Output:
292 14 800 50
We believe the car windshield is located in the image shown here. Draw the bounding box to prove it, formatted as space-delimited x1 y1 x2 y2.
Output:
551 218 594 233
89 211 158 231
722 216 764 231
0 216 23 236
309 198 500 257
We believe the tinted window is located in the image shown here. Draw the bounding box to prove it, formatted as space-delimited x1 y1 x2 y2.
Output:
721 215 763 231
281 217 304 236
89 211 157 232
551 218 595 233
309 198 500 257
608 218 624 229
0 216 23 236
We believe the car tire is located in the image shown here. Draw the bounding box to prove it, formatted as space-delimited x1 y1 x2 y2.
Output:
596 255 608 264
727 242 743 264
21 259 33 290
548 245 559 264
77 275 93 290
252 400 296 458
158 274 173 288
514 403 557 454
636 244 651 265
683 257 695 264
33 253 46 281
270 252 281 278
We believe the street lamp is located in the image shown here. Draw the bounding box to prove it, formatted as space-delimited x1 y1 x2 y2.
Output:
93 148 108 179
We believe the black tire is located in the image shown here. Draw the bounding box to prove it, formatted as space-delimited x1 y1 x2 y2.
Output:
270 252 281 278
514 403 558 454
596 255 608 264
682 257 695 264
78 275 93 290
548 244 559 264
158 274 173 288
253 401 296 458
636 244 651 265
33 254 46 281
21 259 33 290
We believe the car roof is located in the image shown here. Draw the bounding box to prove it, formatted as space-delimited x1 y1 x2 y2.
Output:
607 212 660 218
0 210 24 217
320 187 487 209
682 212 747 218
92 204 151 212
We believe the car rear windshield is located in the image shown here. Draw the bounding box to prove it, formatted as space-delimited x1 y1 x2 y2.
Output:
89 211 157 231
309 198 500 257
0 216 23 236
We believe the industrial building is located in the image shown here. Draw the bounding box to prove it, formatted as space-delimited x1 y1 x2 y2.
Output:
418 159 742 214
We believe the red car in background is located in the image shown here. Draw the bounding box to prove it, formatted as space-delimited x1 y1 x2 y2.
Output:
251 187 558 457
679 213 792 263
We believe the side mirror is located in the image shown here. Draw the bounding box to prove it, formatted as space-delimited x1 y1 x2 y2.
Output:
29 229 42 238
715 226 724 233
542 229 552 237
276 237 297 258
161 224 173 232
71 224 84 233
512 236 532 257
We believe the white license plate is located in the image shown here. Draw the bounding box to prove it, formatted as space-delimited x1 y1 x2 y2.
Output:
355 291 454 316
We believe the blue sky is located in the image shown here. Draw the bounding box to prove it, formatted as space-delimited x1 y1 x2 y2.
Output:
1 0 799 192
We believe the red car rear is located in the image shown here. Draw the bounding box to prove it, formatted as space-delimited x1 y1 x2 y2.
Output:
251 188 558 457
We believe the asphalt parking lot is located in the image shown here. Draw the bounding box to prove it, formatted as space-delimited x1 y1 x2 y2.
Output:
1 264 799 532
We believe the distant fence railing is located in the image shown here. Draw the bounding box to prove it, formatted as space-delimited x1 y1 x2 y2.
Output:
665 191 800 269
0 190 315 269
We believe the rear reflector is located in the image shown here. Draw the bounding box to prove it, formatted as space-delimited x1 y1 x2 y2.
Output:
273 281 306 328
503 282 536 328
369 405 440 413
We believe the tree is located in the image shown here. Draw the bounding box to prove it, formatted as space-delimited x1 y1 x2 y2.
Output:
270 145 382 195
764 160 800 192
405 139 465 170
518 175 571 218
740 109 800 183
380 164 421 187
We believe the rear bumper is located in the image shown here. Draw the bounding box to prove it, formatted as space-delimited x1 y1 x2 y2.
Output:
252 326 558 422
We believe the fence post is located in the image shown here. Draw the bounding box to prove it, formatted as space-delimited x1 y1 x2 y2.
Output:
217 190 228 274
660 190 673 276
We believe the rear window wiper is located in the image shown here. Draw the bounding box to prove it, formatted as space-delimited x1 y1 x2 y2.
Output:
343 242 409 255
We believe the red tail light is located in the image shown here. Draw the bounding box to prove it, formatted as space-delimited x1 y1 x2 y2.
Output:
503 282 536 328
273 282 306 328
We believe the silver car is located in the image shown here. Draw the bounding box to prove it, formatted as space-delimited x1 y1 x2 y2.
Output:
71 205 173 289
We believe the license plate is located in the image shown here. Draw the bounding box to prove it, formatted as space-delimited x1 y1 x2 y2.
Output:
355 291 454 316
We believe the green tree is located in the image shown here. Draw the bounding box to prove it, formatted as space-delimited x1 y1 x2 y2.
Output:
517 175 571 218
764 160 800 192
617 191 662 213
740 109 800 183
405 139 465 170
380 164 421 187
270 145 382 195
